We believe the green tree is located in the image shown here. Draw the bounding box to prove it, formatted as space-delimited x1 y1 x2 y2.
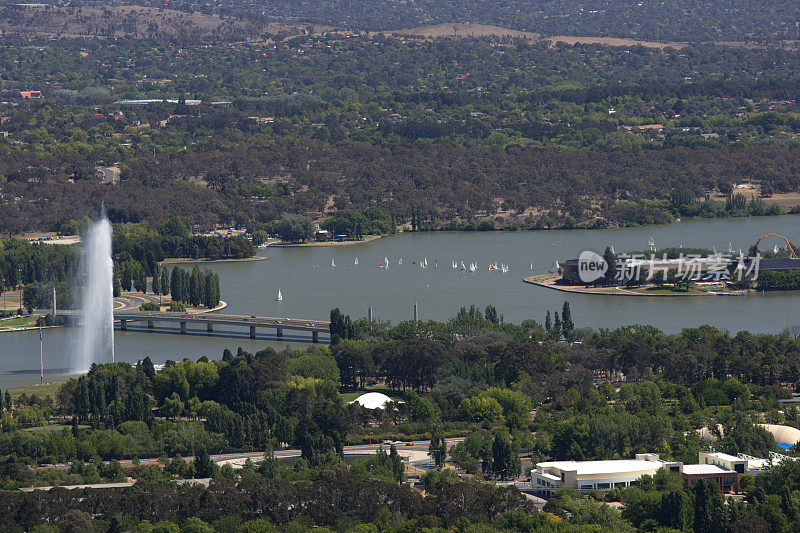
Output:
162 392 184 420
429 424 447 468
485 304 499 324
603 246 617 286
388 444 404 482
490 428 520 480
160 268 170 296
158 216 190 238
561 301 574 336
193 447 217 478
693 478 728 533
181 518 214 533
275 213 314 243
552 311 562 340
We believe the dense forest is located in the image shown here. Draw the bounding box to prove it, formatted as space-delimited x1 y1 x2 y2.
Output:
1 36 800 233
3 307 800 530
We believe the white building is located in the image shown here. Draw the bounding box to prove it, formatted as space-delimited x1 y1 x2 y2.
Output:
531 453 682 496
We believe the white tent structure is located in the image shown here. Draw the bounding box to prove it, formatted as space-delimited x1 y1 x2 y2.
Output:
350 392 394 410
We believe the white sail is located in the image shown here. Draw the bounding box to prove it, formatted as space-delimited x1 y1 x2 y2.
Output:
469 263 476 272
423 257 428 267
610 244 615 254
530 262 534 271
354 257 359 265
452 260 457 269
774 244 780 254
712 245 717 255
331 258 335 267
276 289 282 301
398 258 402 265
461 261 466 270
728 242 734 253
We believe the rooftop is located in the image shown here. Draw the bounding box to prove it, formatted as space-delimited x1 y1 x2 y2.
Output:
538 459 664 476
704 452 744 462
683 464 733 475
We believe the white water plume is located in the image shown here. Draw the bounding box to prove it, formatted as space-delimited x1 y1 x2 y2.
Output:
74 216 115 372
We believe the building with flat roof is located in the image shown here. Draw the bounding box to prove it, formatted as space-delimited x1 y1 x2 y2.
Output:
532 451 764 496
532 453 681 496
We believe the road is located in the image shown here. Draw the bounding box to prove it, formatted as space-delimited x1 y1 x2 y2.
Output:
97 166 119 184
40 439 464 476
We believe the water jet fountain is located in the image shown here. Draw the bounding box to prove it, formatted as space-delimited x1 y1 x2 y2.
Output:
73 215 115 372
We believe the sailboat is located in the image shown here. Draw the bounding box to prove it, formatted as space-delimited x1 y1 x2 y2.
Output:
423 258 428 268
774 244 780 254
275 289 283 302
384 256 390 269
452 260 457 269
460 261 466 270
610 244 615 254
647 235 656 251
398 258 402 265
331 258 335 268
434 259 438 268
530 262 534 271
469 263 476 272
354 257 359 265
728 242 734 254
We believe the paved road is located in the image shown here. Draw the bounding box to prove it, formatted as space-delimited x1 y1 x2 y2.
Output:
97 166 119 184
40 439 464 474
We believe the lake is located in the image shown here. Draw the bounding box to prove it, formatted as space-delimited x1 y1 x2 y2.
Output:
3 214 800 389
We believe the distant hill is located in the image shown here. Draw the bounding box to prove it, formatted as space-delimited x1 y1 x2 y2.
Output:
64 0 800 43
0 5 313 40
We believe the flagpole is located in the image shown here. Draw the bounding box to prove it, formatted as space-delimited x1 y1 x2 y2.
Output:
39 326 44 385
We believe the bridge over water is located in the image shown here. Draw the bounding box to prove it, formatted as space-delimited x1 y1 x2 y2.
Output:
57 310 331 343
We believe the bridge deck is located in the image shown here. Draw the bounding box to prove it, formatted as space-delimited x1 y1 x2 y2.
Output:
115 311 330 332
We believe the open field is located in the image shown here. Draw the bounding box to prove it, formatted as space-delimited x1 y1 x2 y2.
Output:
0 293 22 313
0 315 39 329
7 380 66 400
385 23 688 49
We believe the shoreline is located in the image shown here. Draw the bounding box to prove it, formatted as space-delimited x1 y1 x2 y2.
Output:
160 257 267 265
268 234 384 247
523 274 750 297
0 300 228 334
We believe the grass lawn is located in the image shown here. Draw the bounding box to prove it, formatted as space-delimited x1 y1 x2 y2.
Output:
0 315 39 329
7 380 67 400
24 424 73 433
627 285 710 295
